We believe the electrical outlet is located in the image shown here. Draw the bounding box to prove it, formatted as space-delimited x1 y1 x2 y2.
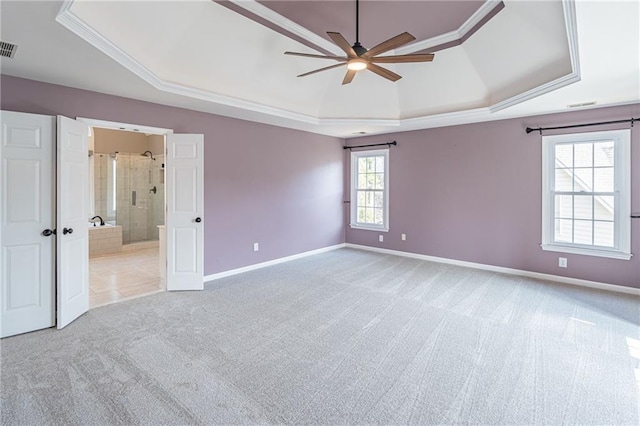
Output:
379 235 384 242
559 257 567 268
253 242 259 252
401 233 406 241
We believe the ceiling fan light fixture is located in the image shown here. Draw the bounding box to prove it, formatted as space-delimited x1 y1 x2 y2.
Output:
347 58 367 71
285 0 432 84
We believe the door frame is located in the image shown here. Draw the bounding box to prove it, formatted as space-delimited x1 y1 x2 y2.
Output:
76 117 174 294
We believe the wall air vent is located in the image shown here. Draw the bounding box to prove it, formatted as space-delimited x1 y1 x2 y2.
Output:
0 41 17 59
567 101 597 108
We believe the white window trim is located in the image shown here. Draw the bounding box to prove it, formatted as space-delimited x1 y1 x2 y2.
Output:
350 149 389 232
541 129 631 260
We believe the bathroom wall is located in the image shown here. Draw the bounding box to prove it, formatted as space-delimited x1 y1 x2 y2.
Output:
148 134 165 155
94 127 151 153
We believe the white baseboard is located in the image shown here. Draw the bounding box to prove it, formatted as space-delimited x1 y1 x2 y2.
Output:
204 243 346 282
345 244 640 296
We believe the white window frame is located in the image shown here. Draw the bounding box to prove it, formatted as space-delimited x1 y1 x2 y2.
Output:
541 129 631 260
350 149 389 232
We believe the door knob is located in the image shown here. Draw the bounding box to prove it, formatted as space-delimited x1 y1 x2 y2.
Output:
42 229 55 237
195 217 202 223
63 227 73 235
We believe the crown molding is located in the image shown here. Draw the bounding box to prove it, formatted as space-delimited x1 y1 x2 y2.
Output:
56 0 321 126
228 0 505 56
489 0 580 112
55 0 584 138
395 0 504 54
226 0 343 56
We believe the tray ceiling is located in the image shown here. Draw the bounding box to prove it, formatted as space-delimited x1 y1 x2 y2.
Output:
0 1 638 137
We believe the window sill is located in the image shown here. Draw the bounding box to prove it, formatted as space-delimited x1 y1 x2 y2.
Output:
350 224 389 233
541 244 632 260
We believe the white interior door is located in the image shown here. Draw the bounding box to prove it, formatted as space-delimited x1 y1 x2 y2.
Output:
166 133 204 291
1 111 56 338
56 116 89 329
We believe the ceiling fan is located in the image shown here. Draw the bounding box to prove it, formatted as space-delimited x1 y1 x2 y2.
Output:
284 0 434 85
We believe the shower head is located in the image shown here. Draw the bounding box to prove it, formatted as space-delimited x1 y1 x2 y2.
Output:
141 151 155 160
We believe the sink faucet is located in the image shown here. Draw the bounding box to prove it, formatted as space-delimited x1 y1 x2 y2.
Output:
90 215 105 226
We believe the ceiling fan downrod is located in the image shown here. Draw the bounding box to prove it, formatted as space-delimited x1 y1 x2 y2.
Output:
352 0 367 56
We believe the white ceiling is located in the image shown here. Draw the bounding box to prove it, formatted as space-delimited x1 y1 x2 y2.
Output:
0 1 638 138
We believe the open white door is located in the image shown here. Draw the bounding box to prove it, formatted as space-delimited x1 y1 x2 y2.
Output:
166 133 204 291
56 116 89 329
1 111 56 338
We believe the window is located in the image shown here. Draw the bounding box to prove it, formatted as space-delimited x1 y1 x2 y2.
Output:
541 129 631 259
350 149 389 231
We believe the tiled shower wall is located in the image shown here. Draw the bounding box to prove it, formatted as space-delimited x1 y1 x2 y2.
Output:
93 153 164 245
115 153 165 244
92 153 113 222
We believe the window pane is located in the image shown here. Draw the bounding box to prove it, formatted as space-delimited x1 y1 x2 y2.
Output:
555 194 572 218
594 196 614 221
594 221 614 247
574 220 593 245
366 174 375 189
574 143 593 167
366 157 375 172
357 173 367 189
374 192 383 208
374 173 384 189
555 144 573 167
555 219 573 242
358 158 367 173
573 168 593 192
357 191 365 208
593 141 614 167
365 191 374 207
555 169 573 191
357 207 366 222
574 195 593 220
594 167 614 192
374 208 383 225
375 156 385 173
365 208 374 223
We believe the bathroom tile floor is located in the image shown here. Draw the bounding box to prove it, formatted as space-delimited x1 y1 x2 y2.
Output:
89 247 164 309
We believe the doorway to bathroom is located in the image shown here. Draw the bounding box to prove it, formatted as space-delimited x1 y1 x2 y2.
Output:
87 125 167 308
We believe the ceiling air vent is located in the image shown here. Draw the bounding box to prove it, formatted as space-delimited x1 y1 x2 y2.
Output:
0 41 17 59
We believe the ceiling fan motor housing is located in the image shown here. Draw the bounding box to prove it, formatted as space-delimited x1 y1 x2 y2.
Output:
352 42 367 57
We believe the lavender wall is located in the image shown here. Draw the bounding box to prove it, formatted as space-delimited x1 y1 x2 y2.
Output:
0 76 345 275
345 104 640 289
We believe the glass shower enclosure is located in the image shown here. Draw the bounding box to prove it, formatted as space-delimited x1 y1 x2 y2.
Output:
93 152 165 245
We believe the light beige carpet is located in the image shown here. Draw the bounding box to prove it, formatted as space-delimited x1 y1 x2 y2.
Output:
2 248 639 425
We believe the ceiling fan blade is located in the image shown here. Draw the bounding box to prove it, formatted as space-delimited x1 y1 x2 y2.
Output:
285 52 347 61
327 32 357 58
342 69 357 85
371 53 434 63
297 62 347 78
367 63 402 82
363 32 416 58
